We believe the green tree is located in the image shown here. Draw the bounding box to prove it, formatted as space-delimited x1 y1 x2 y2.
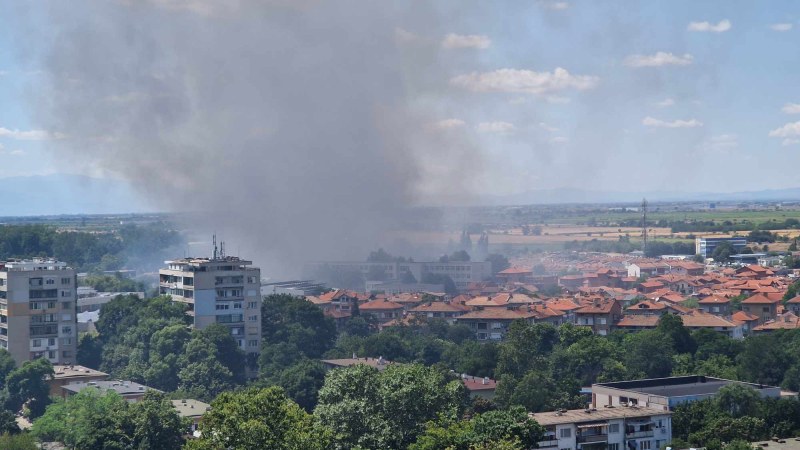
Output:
657 314 696 354
261 294 337 359
186 387 330 450
76 334 103 369
623 330 673 378
715 384 761 418
0 350 16 390
4 358 53 418
315 363 466 450
410 405 544 450
0 433 37 450
128 391 186 450
712 242 736 263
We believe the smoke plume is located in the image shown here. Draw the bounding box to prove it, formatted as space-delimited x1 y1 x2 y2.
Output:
18 1 484 276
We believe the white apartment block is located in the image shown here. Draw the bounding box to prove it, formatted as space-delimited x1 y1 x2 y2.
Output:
0 259 77 365
306 260 492 290
159 256 262 356
530 406 672 450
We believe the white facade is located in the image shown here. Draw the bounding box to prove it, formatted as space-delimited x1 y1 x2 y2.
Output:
159 257 262 356
533 407 672 450
0 259 78 365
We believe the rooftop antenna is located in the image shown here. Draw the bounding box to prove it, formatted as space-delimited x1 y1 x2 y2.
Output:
220 241 226 258
641 198 648 255
213 234 218 260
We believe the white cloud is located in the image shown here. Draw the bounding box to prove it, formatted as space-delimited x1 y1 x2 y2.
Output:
432 119 466 130
451 68 598 95
624 52 693 68
642 116 703 128
549 136 569 144
687 19 731 33
539 122 559 132
655 98 675 107
771 23 793 32
441 33 491 50
477 122 515 133
769 121 800 138
0 127 65 141
783 138 800 146
538 1 569 10
782 103 800 114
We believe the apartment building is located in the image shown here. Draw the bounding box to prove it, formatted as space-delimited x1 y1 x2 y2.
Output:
531 406 672 450
159 256 262 356
0 259 77 365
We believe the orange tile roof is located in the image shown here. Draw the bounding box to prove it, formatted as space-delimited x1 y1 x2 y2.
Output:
753 312 800 331
742 293 781 305
626 300 666 311
498 267 533 275
359 299 404 310
698 295 730 304
546 298 582 311
786 296 800 304
575 299 617 314
409 302 469 313
732 311 759 322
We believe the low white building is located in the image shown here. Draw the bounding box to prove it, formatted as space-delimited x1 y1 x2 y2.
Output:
530 406 672 450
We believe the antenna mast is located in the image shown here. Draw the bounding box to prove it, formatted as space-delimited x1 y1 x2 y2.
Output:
641 198 648 255
213 234 218 260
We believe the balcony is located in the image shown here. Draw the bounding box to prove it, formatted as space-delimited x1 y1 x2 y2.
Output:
538 439 559 448
577 434 608 444
626 430 654 439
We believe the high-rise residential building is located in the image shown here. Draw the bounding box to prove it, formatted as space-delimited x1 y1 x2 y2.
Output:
159 256 262 357
0 259 78 365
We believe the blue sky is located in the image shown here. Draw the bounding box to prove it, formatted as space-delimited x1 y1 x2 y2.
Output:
2 1 800 199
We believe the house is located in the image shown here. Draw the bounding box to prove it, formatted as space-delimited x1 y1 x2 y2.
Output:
171 399 210 436
732 311 760 335
785 296 800 315
546 298 583 323
697 295 731 316
358 299 404 325
407 301 469 323
624 301 669 316
456 306 563 341
735 265 774 280
574 299 621 335
638 280 665 294
496 267 533 284
460 375 497 401
741 293 781 324
321 356 391 371
47 365 109 397
616 313 743 338
627 262 671 278
531 406 672 450
62 380 159 402
752 312 800 333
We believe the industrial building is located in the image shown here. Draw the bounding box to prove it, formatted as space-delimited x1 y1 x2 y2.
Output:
695 236 748 258
0 259 78 365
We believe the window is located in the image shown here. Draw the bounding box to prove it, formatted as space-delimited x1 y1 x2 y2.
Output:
609 444 620 450
599 317 607 325
641 440 651 450
62 351 72 358
247 302 258 309
236 339 243 348
62 302 72 310
763 307 770 312
248 315 258 322
45 279 55 285
48 351 56 359
559 428 571 438
61 290 71 297
62 314 72 321
233 303 242 309
61 326 72 335
609 424 620 433
215 304 230 310
48 338 56 346
32 339 41 347
61 278 71 285
29 278 43 287
248 339 258 347
60 337 72 346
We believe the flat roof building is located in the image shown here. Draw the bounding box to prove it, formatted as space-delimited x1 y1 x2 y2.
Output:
62 380 159 402
0 259 78 365
159 255 262 357
48 364 109 397
530 406 672 450
696 237 748 259
592 375 782 411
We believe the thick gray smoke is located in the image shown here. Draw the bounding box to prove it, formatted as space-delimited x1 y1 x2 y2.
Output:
18 1 484 276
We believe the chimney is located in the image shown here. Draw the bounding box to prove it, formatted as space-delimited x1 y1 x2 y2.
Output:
482 376 489 385
352 352 357 359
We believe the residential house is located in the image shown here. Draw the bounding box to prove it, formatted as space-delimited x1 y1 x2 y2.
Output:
172 399 210 436
407 301 469 323
358 299 404 325
47 365 109 397
732 311 760 335
697 295 731 316
62 380 158 402
786 296 800 315
741 293 781 324
574 299 621 335
456 306 563 341
496 267 533 284
752 312 800 333
616 312 743 338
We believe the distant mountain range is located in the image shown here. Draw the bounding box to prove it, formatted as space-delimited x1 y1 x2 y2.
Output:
0 174 154 216
483 187 800 205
